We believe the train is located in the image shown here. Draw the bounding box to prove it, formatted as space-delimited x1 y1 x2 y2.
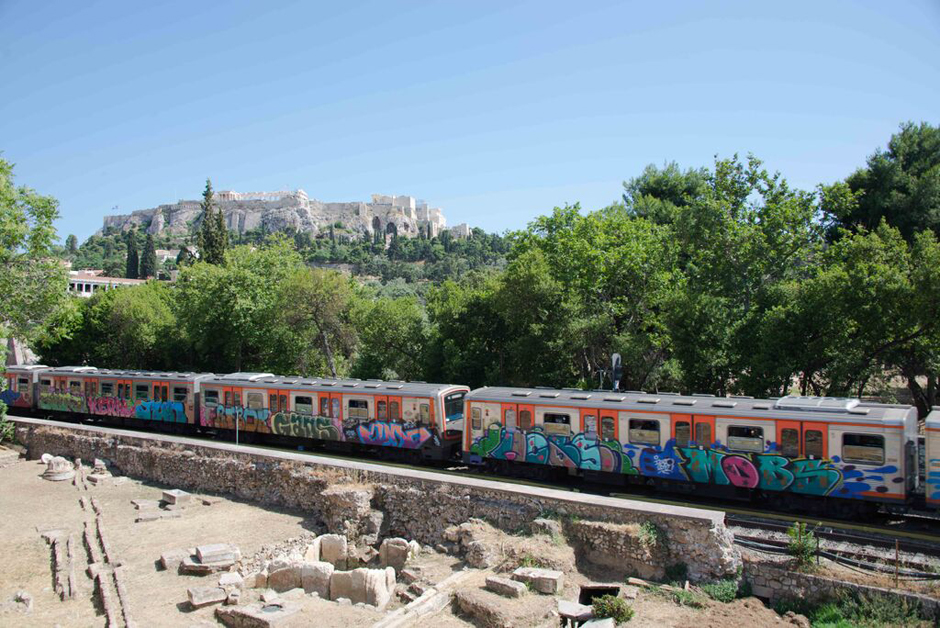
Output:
4 364 938 517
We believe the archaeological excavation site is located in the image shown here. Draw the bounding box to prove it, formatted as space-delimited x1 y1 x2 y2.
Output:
1 419 938 627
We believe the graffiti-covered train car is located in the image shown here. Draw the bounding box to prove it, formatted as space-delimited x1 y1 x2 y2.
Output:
924 408 940 509
35 366 213 426
463 387 918 515
198 372 469 460
2 364 49 411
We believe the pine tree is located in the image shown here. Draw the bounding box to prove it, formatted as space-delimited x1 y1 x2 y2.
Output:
125 231 139 279
65 234 78 254
140 233 157 278
197 178 227 265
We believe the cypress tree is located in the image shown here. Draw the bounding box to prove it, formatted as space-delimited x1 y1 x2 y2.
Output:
125 231 139 279
140 233 157 278
197 178 227 265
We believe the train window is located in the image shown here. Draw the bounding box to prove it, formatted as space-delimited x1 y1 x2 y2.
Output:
279 395 287 413
780 428 800 457
320 396 330 417
419 403 430 425
543 413 571 437
117 383 124 398
135 384 149 399
205 390 219 405
224 391 233 406
18 378 28 390
520 410 533 430
675 421 691 447
41 379 52 393
695 422 712 445
269 394 277 410
505 408 517 430
349 399 369 420
389 400 401 422
842 433 885 465
246 393 264 410
583 414 597 435
601 416 616 440
805 430 823 458
295 396 313 414
101 382 114 396
471 407 482 430
173 387 187 403
70 381 81 394
332 398 340 419
445 392 466 422
728 426 764 453
378 401 387 420
629 419 660 446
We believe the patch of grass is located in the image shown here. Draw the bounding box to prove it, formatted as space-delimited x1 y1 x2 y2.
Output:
592 594 634 623
669 589 706 609
549 532 565 547
517 553 549 569
774 590 925 628
0 412 14 445
638 521 666 550
700 578 740 603
786 521 817 571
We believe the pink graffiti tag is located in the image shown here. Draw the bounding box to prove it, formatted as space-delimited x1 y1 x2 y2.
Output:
720 455 760 488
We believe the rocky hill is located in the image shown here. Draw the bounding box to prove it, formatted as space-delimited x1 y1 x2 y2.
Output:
99 190 471 240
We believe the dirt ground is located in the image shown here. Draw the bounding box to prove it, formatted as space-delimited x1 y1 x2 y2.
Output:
0 449 804 627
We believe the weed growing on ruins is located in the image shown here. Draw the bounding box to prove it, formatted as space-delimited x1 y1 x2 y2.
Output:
0 413 14 445
592 594 634 623
786 522 817 570
517 553 550 569
774 590 925 627
666 588 706 609
700 578 741 603
638 522 665 550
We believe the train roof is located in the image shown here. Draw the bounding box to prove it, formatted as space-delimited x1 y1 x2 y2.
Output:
465 386 916 426
204 372 467 396
41 367 214 381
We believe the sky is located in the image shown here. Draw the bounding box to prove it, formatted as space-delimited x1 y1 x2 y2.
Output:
1 0 938 242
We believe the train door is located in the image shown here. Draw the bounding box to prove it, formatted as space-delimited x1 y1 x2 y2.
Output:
222 386 243 431
599 409 618 442
330 392 343 423
502 403 519 432
672 414 692 447
801 421 828 460
776 420 802 458
691 415 715 447
374 395 389 423
517 403 534 432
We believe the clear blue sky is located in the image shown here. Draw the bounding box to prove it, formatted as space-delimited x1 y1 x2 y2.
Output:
1 1 938 242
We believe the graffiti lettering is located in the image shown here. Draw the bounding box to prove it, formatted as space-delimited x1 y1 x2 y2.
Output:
356 421 432 449
87 396 135 418
39 391 85 413
271 413 340 441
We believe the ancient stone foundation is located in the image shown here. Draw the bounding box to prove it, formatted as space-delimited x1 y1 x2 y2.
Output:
14 422 740 582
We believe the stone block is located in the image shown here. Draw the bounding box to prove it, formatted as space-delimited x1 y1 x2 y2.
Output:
219 572 244 589
399 568 420 584
216 602 299 628
188 586 227 608
132 499 160 510
302 537 321 563
485 575 527 598
181 557 234 575
160 549 189 571
197 543 236 563
267 566 302 593
512 567 564 594
301 561 333 598
455 589 514 628
557 599 594 622
354 568 392 609
379 538 411 571
162 489 191 505
582 619 615 628
225 589 241 606
329 571 354 602
318 534 347 570
260 590 278 603
531 518 563 536
243 571 266 589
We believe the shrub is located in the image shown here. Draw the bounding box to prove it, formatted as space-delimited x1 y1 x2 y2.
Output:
669 589 706 608
0 412 13 445
774 590 925 627
592 594 634 623
786 521 817 570
700 578 740 603
638 521 665 550
517 553 549 569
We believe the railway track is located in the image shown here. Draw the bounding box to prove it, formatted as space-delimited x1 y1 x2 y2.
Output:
12 413 940 553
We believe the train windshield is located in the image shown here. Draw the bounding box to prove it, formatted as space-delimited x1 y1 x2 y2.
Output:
444 391 466 422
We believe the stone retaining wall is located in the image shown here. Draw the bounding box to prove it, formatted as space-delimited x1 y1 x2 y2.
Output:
744 558 940 620
14 422 740 582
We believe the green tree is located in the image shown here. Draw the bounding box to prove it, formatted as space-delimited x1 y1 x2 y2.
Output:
65 234 78 254
0 156 69 345
196 178 227 265
125 230 139 279
352 295 429 381
139 233 157 278
273 267 358 377
824 122 940 241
